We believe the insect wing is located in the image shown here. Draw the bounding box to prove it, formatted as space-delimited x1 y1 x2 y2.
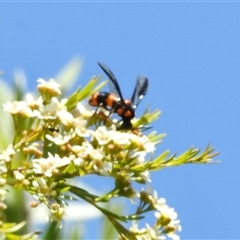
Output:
108 78 121 100
98 62 125 102
131 76 149 109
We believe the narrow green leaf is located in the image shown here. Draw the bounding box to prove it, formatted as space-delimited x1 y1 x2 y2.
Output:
55 57 83 94
0 221 26 233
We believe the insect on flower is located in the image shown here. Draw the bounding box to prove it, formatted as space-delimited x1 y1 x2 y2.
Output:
89 62 149 129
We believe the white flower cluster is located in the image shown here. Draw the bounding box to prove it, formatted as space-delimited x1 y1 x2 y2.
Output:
0 77 183 239
129 189 181 240
32 153 72 178
1 78 157 196
30 124 155 180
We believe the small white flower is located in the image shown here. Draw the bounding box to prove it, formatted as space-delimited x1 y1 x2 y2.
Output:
32 178 57 198
130 221 165 240
91 148 104 162
14 170 24 181
73 157 84 166
154 202 181 240
74 102 93 118
39 97 66 120
112 131 131 146
72 142 93 158
26 93 43 110
50 203 65 222
93 126 112 145
73 118 90 137
156 206 181 229
128 134 156 153
0 144 15 163
90 148 110 174
3 101 38 117
132 151 146 164
46 131 73 145
37 78 61 96
57 110 73 126
149 191 167 211
32 153 71 177
140 170 151 182
3 101 25 114
143 141 156 153
130 220 139 233
138 135 156 153
145 224 164 240
100 161 113 175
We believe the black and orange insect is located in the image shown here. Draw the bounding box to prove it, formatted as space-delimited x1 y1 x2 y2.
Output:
89 62 149 129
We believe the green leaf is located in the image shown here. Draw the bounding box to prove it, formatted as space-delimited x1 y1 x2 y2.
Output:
43 221 61 240
149 150 173 169
0 221 26 233
148 131 166 145
65 77 107 111
55 57 83 94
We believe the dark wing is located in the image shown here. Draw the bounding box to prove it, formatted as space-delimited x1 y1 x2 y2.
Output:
131 76 149 109
98 62 125 102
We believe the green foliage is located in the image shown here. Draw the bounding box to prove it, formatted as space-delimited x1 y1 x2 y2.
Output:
0 58 219 240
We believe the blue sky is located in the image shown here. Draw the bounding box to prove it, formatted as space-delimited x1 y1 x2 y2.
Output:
1 2 240 239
